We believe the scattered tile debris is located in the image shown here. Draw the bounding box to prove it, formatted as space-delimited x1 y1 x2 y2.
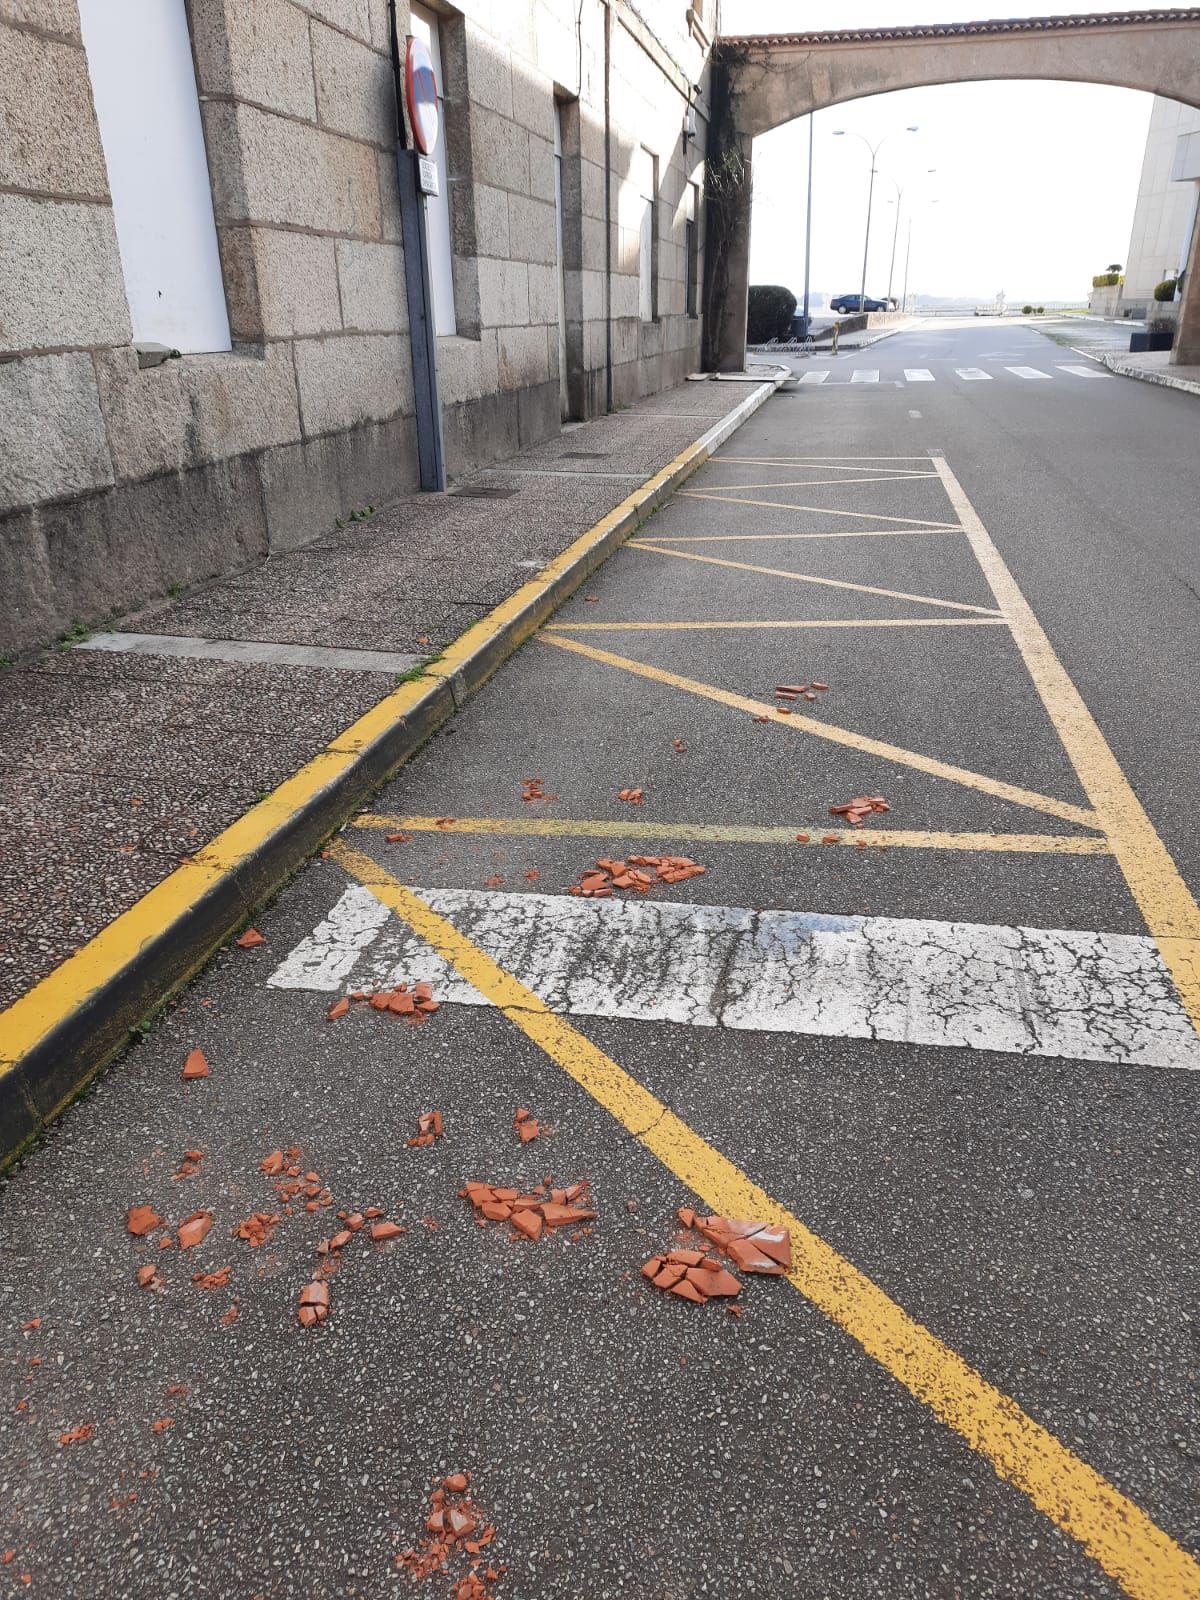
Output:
460 1180 595 1241
151 1418 175 1433
435 817 456 829
829 794 890 827
385 831 410 843
191 1266 233 1291
135 1264 164 1291
327 982 440 1024
795 833 810 844
775 681 827 705
673 738 688 753
220 1302 240 1326
822 834 840 845
297 1280 330 1328
751 714 770 724
20 1319 40 1332
523 869 540 881
177 1211 214 1251
642 1250 743 1302
173 1149 203 1180
235 928 266 949
683 1212 792 1275
617 787 645 804
407 1111 444 1148
567 855 706 898
59 1426 93 1447
396 1472 501 1594
371 1220 405 1242
513 1107 540 1143
181 1049 209 1081
521 777 557 803
484 873 504 887
127 1205 164 1237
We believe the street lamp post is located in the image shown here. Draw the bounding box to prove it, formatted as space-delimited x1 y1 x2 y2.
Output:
887 169 935 307
833 125 918 311
902 197 938 312
802 112 814 336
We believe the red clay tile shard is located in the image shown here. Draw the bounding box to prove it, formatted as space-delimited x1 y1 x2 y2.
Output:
233 1211 279 1247
236 928 266 949
673 738 687 753
696 1215 792 1274
135 1265 161 1290
444 1472 470 1493
811 681 829 691
177 1211 214 1251
385 831 409 842
191 1266 232 1290
513 1107 540 1143
20 1319 40 1332
259 1150 285 1175
127 1205 164 1237
181 1049 209 1080
618 787 645 804
59 1426 93 1446
298 1280 330 1326
151 1417 174 1433
795 833 810 844
220 1302 240 1326
370 1220 405 1242
327 997 350 1020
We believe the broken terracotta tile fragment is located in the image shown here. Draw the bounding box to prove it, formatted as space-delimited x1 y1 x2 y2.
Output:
298 1280 330 1326
232 1212 279 1248
236 928 266 949
135 1264 161 1290
220 1302 240 1327
127 1205 164 1237
385 832 409 843
370 1220 405 1242
59 1425 93 1446
327 997 350 1021
181 1049 209 1081
151 1418 174 1433
669 1277 707 1302
177 1211 214 1251
259 1151 285 1176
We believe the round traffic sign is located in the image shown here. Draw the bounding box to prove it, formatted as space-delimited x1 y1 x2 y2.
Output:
405 36 440 157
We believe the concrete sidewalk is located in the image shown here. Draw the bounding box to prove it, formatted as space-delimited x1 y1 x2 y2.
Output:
0 373 780 1150
1099 348 1200 396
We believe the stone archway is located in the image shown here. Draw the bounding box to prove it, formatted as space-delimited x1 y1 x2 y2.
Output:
703 10 1200 371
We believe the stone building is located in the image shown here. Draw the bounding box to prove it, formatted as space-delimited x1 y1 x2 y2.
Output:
0 0 717 657
1120 94 1200 318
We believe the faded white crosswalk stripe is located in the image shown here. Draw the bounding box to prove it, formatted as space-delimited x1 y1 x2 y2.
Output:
1006 366 1051 379
796 370 829 384
269 884 1200 1071
955 368 993 381
1058 364 1106 378
850 369 879 383
904 369 935 382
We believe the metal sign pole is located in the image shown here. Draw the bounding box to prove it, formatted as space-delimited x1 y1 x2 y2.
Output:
396 150 446 491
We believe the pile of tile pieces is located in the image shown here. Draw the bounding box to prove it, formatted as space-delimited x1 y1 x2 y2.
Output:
459 1179 596 1243
521 776 556 802
302 1208 405 1328
568 855 706 898
829 794 890 827
326 980 439 1023
617 787 645 804
644 1208 793 1306
774 681 829 709
259 1148 335 1215
407 1111 445 1148
396 1472 501 1597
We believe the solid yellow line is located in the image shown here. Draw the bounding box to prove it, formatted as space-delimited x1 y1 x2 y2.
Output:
352 814 1110 855
631 542 1003 617
547 617 1009 633
933 456 1200 1032
330 841 1200 1600
718 455 938 464
631 528 966 543
539 633 1100 830
677 490 962 529
0 436 715 1074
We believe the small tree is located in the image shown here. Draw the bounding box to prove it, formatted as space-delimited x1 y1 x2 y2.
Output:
1022 304 1033 315
1106 263 1123 275
747 284 798 344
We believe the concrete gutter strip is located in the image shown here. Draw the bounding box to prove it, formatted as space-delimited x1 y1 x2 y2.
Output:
0 375 783 1166
1098 353 1200 397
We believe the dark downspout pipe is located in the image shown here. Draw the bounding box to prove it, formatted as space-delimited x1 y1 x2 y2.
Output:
603 0 613 412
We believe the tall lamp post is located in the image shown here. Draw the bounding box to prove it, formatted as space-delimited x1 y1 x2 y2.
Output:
801 112 814 336
886 169 935 306
833 125 917 310
902 197 939 313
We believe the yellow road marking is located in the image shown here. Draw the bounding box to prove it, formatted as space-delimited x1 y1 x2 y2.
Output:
539 634 1100 829
933 457 1200 1032
331 841 1200 1600
547 617 1008 633
631 528 966 543
352 813 1110 855
678 490 961 529
632 541 1003 617
0 430 720 1078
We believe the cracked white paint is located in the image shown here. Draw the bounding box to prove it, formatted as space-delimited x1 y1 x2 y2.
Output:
268 885 1200 1071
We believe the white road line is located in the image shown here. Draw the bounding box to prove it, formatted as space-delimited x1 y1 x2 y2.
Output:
955 368 993 381
850 370 879 383
1058 364 1106 378
1006 366 1052 380
796 371 830 384
270 885 1200 1071
904 369 935 382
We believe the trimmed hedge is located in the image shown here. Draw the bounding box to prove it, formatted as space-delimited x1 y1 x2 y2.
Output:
747 284 797 344
1154 277 1179 302
1091 272 1123 289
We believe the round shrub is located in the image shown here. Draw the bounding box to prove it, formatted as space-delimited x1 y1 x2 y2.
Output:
1154 278 1179 302
747 284 798 344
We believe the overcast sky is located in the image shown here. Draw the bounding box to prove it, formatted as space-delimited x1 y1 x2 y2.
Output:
718 1 1184 303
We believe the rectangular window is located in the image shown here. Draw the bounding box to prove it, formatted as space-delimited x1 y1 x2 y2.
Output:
78 0 230 354
410 1 457 337
685 182 699 317
638 149 658 322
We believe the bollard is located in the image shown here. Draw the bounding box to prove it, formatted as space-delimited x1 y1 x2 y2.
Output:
832 320 840 355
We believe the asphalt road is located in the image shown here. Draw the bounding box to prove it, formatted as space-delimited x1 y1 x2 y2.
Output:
3 320 1199 1599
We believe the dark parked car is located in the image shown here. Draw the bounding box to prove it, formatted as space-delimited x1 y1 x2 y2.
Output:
830 293 890 313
